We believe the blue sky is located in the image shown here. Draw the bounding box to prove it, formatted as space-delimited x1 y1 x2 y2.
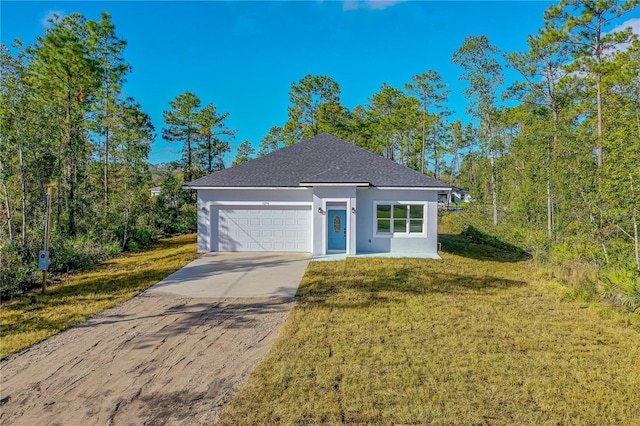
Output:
2 1 638 165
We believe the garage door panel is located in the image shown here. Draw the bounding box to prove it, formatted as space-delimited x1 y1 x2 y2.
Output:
216 206 311 252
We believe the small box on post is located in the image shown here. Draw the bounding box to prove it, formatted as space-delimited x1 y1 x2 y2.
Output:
39 250 50 271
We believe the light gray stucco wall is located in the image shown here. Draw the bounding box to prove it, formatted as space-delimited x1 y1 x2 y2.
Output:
196 187 438 255
197 188 313 252
356 188 438 254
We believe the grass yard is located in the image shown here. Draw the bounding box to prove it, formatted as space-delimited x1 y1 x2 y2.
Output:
220 235 640 425
0 234 199 359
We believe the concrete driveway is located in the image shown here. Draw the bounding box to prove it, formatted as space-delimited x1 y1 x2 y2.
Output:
146 252 311 298
0 252 310 425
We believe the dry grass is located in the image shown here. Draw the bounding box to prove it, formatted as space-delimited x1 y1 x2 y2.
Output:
0 234 199 359
220 235 640 425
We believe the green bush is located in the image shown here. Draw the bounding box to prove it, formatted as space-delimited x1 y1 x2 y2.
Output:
112 223 159 252
0 241 28 298
178 204 197 233
48 234 112 274
438 211 465 233
151 174 196 236
461 225 524 254
105 241 121 257
128 224 158 249
599 269 640 314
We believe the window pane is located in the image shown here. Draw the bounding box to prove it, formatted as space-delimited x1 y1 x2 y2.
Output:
409 205 424 219
394 205 408 218
377 219 390 233
409 220 423 233
394 219 407 233
377 204 391 219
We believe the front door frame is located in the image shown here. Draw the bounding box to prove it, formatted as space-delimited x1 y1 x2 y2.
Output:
327 209 347 252
321 198 353 255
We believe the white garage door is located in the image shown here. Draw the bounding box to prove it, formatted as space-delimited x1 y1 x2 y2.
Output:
216 206 311 252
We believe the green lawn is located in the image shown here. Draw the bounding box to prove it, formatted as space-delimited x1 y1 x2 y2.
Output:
0 234 199 359
219 235 640 425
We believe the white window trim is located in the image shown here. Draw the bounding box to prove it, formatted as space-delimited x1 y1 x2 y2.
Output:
373 201 427 238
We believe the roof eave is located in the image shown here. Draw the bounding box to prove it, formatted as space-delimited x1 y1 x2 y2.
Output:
299 182 371 187
376 186 452 191
181 185 309 190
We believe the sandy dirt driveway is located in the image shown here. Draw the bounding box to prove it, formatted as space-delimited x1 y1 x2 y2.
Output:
0 292 294 425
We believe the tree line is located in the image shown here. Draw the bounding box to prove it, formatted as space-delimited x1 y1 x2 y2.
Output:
228 0 639 309
2 1 639 310
0 13 234 296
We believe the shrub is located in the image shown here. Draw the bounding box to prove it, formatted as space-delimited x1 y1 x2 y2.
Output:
599 269 640 314
0 241 28 299
116 223 159 252
48 235 112 274
438 211 465 234
178 204 197 233
461 225 524 254
129 224 158 249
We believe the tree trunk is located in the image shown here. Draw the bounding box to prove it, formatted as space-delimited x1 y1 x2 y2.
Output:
579 189 608 264
186 132 192 182
547 178 552 237
65 91 77 236
103 35 111 207
490 149 498 226
548 106 559 237
207 135 213 174
633 211 639 272
433 132 439 180
1 174 14 244
122 180 129 251
421 98 426 174
104 125 109 206
18 143 27 248
56 127 62 230
69 162 77 236
595 20 603 167
596 72 603 167
488 121 498 226
631 173 640 272
451 146 459 185
469 138 476 191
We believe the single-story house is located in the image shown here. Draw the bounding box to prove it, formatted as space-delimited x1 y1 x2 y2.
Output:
183 133 451 257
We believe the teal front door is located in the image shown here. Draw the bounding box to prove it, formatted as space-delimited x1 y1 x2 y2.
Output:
327 210 347 251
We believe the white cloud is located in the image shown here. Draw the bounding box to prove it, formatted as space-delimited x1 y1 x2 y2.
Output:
342 0 407 12
609 17 640 37
606 18 640 54
41 10 64 28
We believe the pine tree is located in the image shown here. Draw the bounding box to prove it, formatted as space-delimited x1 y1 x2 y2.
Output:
195 104 235 175
162 92 201 183
453 35 505 225
405 71 450 174
232 140 255 166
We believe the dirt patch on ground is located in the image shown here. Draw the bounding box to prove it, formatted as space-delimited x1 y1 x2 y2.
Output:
0 292 294 425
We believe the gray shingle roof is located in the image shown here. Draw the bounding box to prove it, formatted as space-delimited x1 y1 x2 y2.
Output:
184 133 450 188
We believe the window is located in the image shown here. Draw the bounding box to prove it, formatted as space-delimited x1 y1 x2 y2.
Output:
376 203 424 235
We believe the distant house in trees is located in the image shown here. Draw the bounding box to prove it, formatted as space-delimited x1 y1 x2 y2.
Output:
183 133 451 258
438 186 471 209
150 187 162 197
